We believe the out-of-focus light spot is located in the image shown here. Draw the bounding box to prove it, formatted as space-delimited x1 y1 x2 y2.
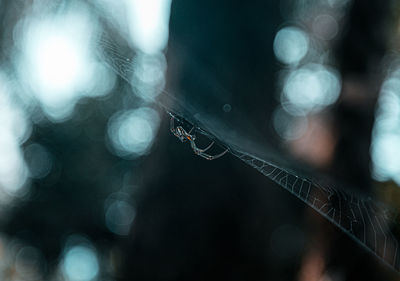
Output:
15 6 113 121
0 137 28 195
313 14 339 41
374 82 400 131
0 72 31 144
0 72 29 197
371 133 400 183
282 64 341 115
273 27 309 65
131 53 166 100
107 107 160 158
63 245 99 281
94 0 128 35
31 35 84 95
223 104 232 113
15 246 45 280
105 198 136 236
273 107 308 140
85 62 117 99
24 143 53 179
379 78 400 113
126 0 172 53
371 75 400 185
18 11 92 117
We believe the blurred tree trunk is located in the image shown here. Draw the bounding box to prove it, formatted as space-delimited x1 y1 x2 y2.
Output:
300 1 395 280
331 0 391 191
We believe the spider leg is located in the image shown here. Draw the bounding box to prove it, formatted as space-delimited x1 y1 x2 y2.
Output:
197 148 229 160
169 113 228 160
170 115 176 134
190 139 229 160
191 140 214 154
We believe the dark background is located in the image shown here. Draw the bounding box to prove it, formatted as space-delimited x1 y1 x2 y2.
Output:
0 0 399 280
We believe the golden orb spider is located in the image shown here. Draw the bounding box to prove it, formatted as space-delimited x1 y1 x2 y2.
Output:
169 115 229 160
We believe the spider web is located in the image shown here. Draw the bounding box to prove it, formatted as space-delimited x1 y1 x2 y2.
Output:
95 24 400 274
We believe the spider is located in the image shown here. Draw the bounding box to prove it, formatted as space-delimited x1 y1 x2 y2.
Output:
170 115 229 160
